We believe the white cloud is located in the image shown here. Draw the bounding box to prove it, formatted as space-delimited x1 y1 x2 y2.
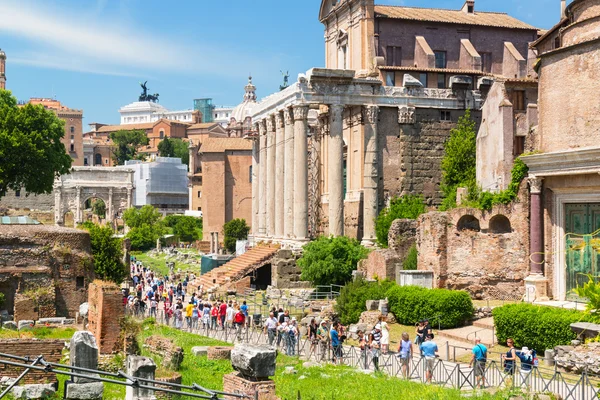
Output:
0 0 264 78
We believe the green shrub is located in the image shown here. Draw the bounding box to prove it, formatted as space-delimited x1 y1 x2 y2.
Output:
223 218 250 253
493 303 592 353
573 274 600 322
375 195 427 247
403 245 418 271
335 278 396 325
164 215 203 242
298 236 370 286
386 286 473 329
80 223 127 283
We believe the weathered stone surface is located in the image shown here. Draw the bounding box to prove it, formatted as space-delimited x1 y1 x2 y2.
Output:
207 346 233 360
18 320 34 330
3 321 17 330
365 300 380 311
38 317 66 325
12 384 55 399
144 336 184 371
125 355 156 400
191 346 209 357
571 322 600 340
231 344 276 379
63 319 76 325
554 342 600 374
65 382 104 400
70 331 99 383
79 303 88 318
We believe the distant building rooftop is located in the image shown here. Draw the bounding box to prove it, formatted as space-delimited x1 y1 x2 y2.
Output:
0 216 42 225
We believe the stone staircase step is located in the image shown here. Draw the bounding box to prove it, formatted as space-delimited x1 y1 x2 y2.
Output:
473 317 495 330
435 325 496 347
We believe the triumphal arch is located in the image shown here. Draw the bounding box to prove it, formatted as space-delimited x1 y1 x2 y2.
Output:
54 167 135 226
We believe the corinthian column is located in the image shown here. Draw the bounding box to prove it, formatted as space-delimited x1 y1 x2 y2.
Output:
293 105 310 241
251 125 259 234
258 121 267 237
275 112 285 239
362 105 379 246
328 104 345 237
283 109 295 238
266 115 276 238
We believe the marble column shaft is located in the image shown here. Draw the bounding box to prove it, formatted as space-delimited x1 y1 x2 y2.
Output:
362 105 379 245
529 177 544 275
328 104 345 237
275 112 285 239
266 116 276 238
251 131 259 235
283 109 295 238
293 105 309 240
258 122 267 236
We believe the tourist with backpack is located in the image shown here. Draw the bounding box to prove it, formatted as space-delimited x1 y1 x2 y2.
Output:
518 347 535 387
470 338 487 389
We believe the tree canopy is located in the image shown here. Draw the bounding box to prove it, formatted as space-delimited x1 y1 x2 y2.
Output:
80 222 127 284
110 129 149 165
223 218 250 253
123 205 166 250
158 137 189 166
0 90 72 198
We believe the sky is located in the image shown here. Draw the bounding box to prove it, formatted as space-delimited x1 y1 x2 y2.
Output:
0 0 564 125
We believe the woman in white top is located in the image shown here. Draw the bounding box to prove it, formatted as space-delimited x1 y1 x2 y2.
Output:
379 315 390 354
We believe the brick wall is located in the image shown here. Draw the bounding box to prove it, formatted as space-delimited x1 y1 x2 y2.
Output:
222 372 277 400
88 281 124 354
0 339 64 384
143 336 183 371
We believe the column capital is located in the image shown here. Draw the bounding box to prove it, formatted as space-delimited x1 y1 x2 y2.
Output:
275 111 285 129
266 114 276 132
292 105 310 121
329 104 344 123
528 175 543 194
258 120 267 136
363 105 380 125
283 108 293 126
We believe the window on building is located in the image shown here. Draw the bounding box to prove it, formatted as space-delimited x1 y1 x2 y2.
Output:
197 207 202 211
385 72 396 87
468 4 474 13
70 144 74 152
70 126 75 133
71 134 74 140
159 130 164 139
249 166 252 183
434 51 447 69
419 73 428 87
76 276 85 289
480 52 492 73
197 191 201 198
84 158 88 166
440 110 452 121
437 73 446 89
511 90 526 111
15 190 20 197
105 158 108 165
386 46 402 66
554 36 561 49
95 153 102 165
514 136 525 157
198 176 203 185
341 45 348 69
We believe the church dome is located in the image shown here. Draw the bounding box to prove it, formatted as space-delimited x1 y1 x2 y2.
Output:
230 76 257 122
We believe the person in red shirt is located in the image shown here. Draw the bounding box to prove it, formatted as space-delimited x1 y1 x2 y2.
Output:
219 301 227 330
210 304 218 330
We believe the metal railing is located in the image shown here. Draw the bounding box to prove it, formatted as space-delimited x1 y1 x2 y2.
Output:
141 310 600 400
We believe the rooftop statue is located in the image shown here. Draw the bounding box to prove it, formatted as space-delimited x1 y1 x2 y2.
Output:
139 81 159 103
280 71 289 91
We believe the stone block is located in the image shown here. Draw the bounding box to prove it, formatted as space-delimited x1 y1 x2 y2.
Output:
207 346 233 360
63 319 76 325
571 322 600 340
191 346 209 357
231 344 277 379
365 300 380 311
70 331 99 383
3 321 17 330
125 355 156 400
12 384 55 399
38 317 66 325
65 381 104 400
18 320 34 330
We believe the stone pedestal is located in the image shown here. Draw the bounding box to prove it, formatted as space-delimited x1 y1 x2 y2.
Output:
524 274 549 302
222 373 277 400
125 356 156 400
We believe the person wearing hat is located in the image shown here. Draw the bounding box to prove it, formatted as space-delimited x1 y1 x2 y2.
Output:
518 346 534 386
287 318 298 356
317 320 330 362
369 323 382 371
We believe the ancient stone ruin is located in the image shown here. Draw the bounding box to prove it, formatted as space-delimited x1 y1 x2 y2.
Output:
223 344 278 400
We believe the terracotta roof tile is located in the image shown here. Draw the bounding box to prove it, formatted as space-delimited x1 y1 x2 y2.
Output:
199 137 252 153
188 123 221 130
96 122 154 133
374 5 537 30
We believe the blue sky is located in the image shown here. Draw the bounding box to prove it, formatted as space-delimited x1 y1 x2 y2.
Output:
0 0 563 125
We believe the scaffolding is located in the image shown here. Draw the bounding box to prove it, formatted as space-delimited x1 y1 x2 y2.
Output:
194 98 215 123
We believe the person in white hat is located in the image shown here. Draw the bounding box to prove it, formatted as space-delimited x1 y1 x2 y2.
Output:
518 346 534 387
317 320 330 362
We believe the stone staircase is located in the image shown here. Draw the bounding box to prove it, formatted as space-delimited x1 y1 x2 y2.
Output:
435 317 497 348
188 244 280 294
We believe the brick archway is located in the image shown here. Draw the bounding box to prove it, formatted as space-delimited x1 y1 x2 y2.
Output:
53 167 135 226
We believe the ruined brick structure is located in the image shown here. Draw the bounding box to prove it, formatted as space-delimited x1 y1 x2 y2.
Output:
0 226 94 320
0 339 64 384
417 184 530 299
87 281 124 354
222 373 277 400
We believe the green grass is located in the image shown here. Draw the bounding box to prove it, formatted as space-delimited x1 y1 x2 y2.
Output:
133 250 204 277
0 327 76 339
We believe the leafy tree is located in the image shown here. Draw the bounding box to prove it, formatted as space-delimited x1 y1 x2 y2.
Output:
298 236 370 286
440 109 477 210
375 195 427 247
80 222 127 283
110 129 149 165
223 218 250 253
91 199 106 218
157 136 175 157
0 90 72 198
173 216 202 242
123 206 165 251
172 138 190 166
